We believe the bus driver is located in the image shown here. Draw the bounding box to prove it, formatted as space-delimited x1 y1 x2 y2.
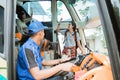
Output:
16 21 76 80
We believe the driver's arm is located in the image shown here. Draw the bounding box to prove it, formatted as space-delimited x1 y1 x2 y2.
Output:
30 64 62 79
42 59 61 66
30 62 74 80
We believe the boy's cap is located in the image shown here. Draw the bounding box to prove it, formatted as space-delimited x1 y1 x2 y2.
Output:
28 21 48 35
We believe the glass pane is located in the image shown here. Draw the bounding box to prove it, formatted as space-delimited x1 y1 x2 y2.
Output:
73 0 97 22
73 0 108 55
0 6 7 80
57 1 72 21
0 6 4 53
23 1 51 22
84 26 108 55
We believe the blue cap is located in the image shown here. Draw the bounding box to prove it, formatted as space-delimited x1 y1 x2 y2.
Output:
28 21 48 35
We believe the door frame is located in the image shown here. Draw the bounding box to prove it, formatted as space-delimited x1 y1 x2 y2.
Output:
96 0 120 80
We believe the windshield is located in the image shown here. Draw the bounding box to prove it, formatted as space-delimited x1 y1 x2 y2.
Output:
73 0 97 22
73 0 108 55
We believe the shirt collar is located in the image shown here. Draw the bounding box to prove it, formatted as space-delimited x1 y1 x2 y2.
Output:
28 38 40 50
68 31 75 36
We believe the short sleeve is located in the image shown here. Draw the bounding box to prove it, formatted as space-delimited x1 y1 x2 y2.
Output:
24 48 38 69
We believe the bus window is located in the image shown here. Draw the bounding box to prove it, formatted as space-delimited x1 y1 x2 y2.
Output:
23 1 51 22
57 1 72 21
16 1 53 43
0 6 4 54
21 1 53 41
0 6 7 80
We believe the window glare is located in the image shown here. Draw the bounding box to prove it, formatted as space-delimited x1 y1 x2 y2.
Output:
73 0 95 21
57 1 72 21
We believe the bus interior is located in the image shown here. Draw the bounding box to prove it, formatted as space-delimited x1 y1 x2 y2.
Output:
0 0 120 80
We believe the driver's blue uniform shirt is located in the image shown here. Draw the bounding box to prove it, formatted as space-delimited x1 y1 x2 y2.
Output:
17 38 43 80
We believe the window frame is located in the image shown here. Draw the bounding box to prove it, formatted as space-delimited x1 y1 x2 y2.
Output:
96 0 120 80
